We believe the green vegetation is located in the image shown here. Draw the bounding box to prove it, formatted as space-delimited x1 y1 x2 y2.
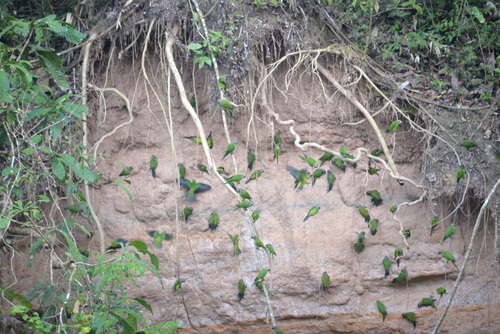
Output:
0 8 180 333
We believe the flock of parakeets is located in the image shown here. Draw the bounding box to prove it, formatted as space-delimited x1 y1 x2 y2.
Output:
103 123 477 332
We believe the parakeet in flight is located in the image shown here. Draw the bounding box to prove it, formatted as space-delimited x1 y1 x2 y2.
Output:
179 178 211 201
228 234 241 256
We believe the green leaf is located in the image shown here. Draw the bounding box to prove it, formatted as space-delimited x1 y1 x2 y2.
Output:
186 43 203 50
38 195 50 202
132 298 153 314
0 217 10 229
149 253 159 271
31 135 42 144
37 50 70 90
26 106 54 121
58 153 98 183
22 147 34 155
29 237 44 258
0 70 12 103
51 157 66 182
470 6 485 23
117 184 133 202
131 240 147 254
40 146 52 154
50 123 62 139
2 167 19 176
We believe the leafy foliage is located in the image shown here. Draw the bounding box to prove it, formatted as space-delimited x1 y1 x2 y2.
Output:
0 8 179 334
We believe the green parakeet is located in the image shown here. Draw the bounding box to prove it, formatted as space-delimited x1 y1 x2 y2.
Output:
340 146 357 168
217 166 226 174
106 238 128 252
189 95 196 108
367 167 380 175
332 158 346 173
441 223 455 243
456 164 465 183
321 271 331 293
312 169 326 186
184 131 213 149
119 166 133 176
436 287 447 299
234 200 253 211
394 248 403 267
357 205 370 222
386 120 401 133
179 178 212 201
220 99 234 113
366 189 383 206
319 152 333 166
222 141 237 160
64 204 82 215
228 234 241 256
402 312 417 329
238 188 252 200
402 229 411 239
354 232 366 254
274 144 281 165
389 205 398 213
370 148 383 156
376 300 387 322
245 169 264 184
247 149 256 171
149 155 158 178
178 163 186 179
439 250 459 270
327 170 336 193
273 326 284 334
183 206 193 223
287 166 310 191
430 216 441 236
208 212 219 232
252 236 266 250
251 209 261 223
418 297 436 308
273 131 281 146
369 219 379 235
237 279 246 301
197 163 209 174
225 173 246 183
172 278 185 292
354 241 365 254
266 243 276 259
382 256 392 278
217 76 227 89
303 205 320 222
460 140 477 150
253 268 268 284
299 155 318 168
148 230 172 249
392 268 408 283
